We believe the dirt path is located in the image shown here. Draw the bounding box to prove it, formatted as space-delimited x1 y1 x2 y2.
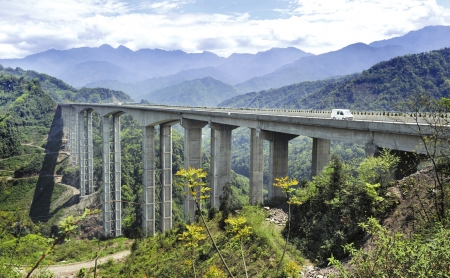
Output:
43 250 130 277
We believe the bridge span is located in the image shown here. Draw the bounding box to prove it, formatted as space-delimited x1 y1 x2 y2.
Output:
59 103 438 237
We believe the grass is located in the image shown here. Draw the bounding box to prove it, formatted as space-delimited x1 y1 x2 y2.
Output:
0 235 132 266
47 237 133 264
0 177 38 211
0 154 38 171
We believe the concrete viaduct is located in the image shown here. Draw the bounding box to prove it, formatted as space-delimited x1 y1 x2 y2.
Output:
59 103 434 237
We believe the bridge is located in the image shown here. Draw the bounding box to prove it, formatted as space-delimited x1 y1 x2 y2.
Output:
58 103 438 237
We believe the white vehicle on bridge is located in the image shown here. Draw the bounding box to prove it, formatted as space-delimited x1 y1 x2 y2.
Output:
331 109 353 120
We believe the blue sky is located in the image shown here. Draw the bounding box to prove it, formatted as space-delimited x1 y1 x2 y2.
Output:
0 0 449 58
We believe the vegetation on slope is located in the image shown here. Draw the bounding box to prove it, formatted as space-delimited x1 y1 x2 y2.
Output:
0 65 132 103
219 76 350 109
141 76 241 106
98 206 303 278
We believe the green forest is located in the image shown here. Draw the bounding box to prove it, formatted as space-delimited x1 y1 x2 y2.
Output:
0 46 450 277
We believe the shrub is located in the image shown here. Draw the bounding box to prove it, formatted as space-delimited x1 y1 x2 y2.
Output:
329 217 450 277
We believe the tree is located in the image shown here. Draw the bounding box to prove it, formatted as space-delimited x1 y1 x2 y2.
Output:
175 167 233 277
224 216 253 277
397 93 450 223
273 176 301 275
178 224 207 277
329 217 450 277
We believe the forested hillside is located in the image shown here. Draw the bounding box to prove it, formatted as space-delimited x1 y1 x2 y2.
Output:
0 65 132 103
220 48 450 110
139 76 241 106
219 75 355 108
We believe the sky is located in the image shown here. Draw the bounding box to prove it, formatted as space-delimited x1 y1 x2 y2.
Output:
0 0 450 59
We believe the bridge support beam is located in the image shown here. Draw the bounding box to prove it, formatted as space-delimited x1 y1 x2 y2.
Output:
142 125 155 236
160 123 174 232
249 128 264 204
210 123 238 208
311 138 331 177
102 113 122 237
181 119 207 222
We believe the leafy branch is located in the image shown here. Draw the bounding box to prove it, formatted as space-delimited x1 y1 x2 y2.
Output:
175 167 234 278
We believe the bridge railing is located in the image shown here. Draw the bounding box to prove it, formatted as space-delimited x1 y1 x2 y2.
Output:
80 102 450 124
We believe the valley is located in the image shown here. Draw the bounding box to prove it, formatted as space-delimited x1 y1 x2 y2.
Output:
0 24 450 277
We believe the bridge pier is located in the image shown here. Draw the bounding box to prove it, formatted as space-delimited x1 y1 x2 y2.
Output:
258 131 297 199
78 111 86 196
210 123 238 208
78 109 94 196
270 132 297 198
181 119 207 222
70 107 78 166
311 138 331 177
160 123 174 232
249 128 264 204
142 125 155 236
102 113 122 237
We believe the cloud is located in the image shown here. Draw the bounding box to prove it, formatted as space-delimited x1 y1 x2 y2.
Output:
0 0 449 58
134 0 195 13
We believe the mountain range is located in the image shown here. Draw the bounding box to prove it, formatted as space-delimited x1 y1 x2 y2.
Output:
1 25 450 106
220 47 450 111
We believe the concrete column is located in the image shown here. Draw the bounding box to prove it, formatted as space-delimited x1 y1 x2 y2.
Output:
142 125 155 236
210 128 219 207
160 123 173 232
113 114 122 236
311 138 331 177
102 113 122 237
180 119 207 222
78 111 86 197
102 115 112 236
70 108 78 166
61 107 69 152
268 132 297 199
209 123 237 208
87 110 94 194
365 143 380 157
249 128 264 204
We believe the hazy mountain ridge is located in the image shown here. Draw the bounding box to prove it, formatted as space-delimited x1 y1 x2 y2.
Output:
87 25 450 100
1 25 450 106
85 66 240 100
222 48 450 110
142 76 241 106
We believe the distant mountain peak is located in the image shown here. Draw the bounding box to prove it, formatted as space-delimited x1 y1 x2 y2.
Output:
98 44 114 50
